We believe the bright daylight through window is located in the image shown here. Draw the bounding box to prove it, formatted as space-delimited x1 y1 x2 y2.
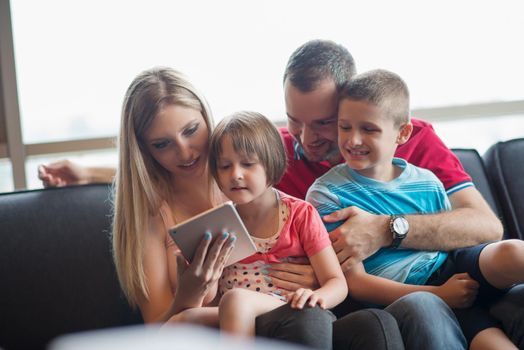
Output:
2 0 524 191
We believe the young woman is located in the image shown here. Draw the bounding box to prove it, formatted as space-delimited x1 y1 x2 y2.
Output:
111 66 235 325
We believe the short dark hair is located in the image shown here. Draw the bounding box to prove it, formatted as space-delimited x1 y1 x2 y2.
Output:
340 69 410 126
209 111 287 187
283 39 356 92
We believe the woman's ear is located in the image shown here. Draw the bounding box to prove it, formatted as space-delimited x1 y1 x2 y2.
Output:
397 122 413 145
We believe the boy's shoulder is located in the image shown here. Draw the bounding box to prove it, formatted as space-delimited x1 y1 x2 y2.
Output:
401 159 441 182
310 163 350 188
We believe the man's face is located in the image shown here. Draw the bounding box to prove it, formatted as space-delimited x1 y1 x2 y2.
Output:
284 79 340 163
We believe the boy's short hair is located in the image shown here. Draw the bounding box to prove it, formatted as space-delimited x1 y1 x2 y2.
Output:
284 39 356 92
209 111 287 186
340 69 410 126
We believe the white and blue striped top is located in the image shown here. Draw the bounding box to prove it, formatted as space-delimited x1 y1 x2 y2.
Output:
306 158 450 285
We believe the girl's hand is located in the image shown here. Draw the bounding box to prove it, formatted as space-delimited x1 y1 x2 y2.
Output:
174 232 235 311
434 272 479 309
287 288 326 309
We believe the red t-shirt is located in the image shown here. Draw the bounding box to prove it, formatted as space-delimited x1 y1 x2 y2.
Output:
276 118 472 200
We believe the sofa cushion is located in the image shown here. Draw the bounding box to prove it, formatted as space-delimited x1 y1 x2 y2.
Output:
0 184 142 350
484 138 524 239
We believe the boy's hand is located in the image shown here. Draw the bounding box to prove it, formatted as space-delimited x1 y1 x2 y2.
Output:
434 272 479 308
325 206 390 272
287 288 326 309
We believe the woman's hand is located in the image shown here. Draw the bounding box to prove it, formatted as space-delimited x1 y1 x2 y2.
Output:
173 231 235 312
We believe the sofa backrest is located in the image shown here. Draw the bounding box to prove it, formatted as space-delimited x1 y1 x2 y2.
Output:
484 138 524 239
452 148 503 219
0 184 142 350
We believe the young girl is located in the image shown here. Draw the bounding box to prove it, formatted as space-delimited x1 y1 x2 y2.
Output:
208 111 347 336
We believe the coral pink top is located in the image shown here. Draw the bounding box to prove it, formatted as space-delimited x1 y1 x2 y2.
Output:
219 190 331 297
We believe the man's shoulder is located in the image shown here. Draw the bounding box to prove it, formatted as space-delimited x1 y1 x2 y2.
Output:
278 126 297 155
407 117 436 141
278 126 292 141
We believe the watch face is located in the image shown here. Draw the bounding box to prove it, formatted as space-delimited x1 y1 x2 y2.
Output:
393 217 409 236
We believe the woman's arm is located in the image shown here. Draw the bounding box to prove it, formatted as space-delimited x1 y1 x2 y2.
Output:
346 263 479 308
289 246 347 309
137 214 180 323
137 215 235 323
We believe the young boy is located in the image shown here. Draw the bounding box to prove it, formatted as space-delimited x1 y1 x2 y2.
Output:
306 69 524 350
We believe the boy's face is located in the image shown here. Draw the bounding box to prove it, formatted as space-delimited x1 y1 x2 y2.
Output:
215 135 269 205
337 98 409 181
284 79 340 163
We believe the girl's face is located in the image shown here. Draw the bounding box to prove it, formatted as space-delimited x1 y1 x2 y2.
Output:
215 135 269 205
143 104 209 179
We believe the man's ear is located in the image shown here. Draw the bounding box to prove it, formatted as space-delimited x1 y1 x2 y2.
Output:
397 122 413 145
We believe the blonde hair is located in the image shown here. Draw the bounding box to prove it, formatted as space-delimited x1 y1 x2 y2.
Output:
208 111 287 187
112 67 214 308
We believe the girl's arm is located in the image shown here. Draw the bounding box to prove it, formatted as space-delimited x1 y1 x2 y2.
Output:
289 246 347 309
346 263 479 308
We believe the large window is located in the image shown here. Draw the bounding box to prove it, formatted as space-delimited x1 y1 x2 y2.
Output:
3 0 524 191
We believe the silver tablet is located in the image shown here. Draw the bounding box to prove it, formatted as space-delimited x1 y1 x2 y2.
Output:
168 202 257 266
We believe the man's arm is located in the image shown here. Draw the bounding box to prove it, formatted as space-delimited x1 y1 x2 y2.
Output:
326 186 503 271
404 186 503 250
38 160 116 187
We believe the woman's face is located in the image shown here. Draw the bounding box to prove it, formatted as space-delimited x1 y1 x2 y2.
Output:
143 104 210 179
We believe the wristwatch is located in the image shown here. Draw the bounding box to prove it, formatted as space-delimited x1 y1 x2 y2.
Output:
390 215 409 248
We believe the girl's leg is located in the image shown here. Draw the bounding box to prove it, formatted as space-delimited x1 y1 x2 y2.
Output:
166 306 219 327
470 327 518 350
479 240 524 289
219 289 285 336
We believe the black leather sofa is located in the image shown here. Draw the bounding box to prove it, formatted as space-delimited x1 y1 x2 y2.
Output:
1 138 523 350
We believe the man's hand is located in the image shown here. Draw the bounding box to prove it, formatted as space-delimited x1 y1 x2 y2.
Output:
38 160 89 187
268 257 319 293
324 206 390 272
